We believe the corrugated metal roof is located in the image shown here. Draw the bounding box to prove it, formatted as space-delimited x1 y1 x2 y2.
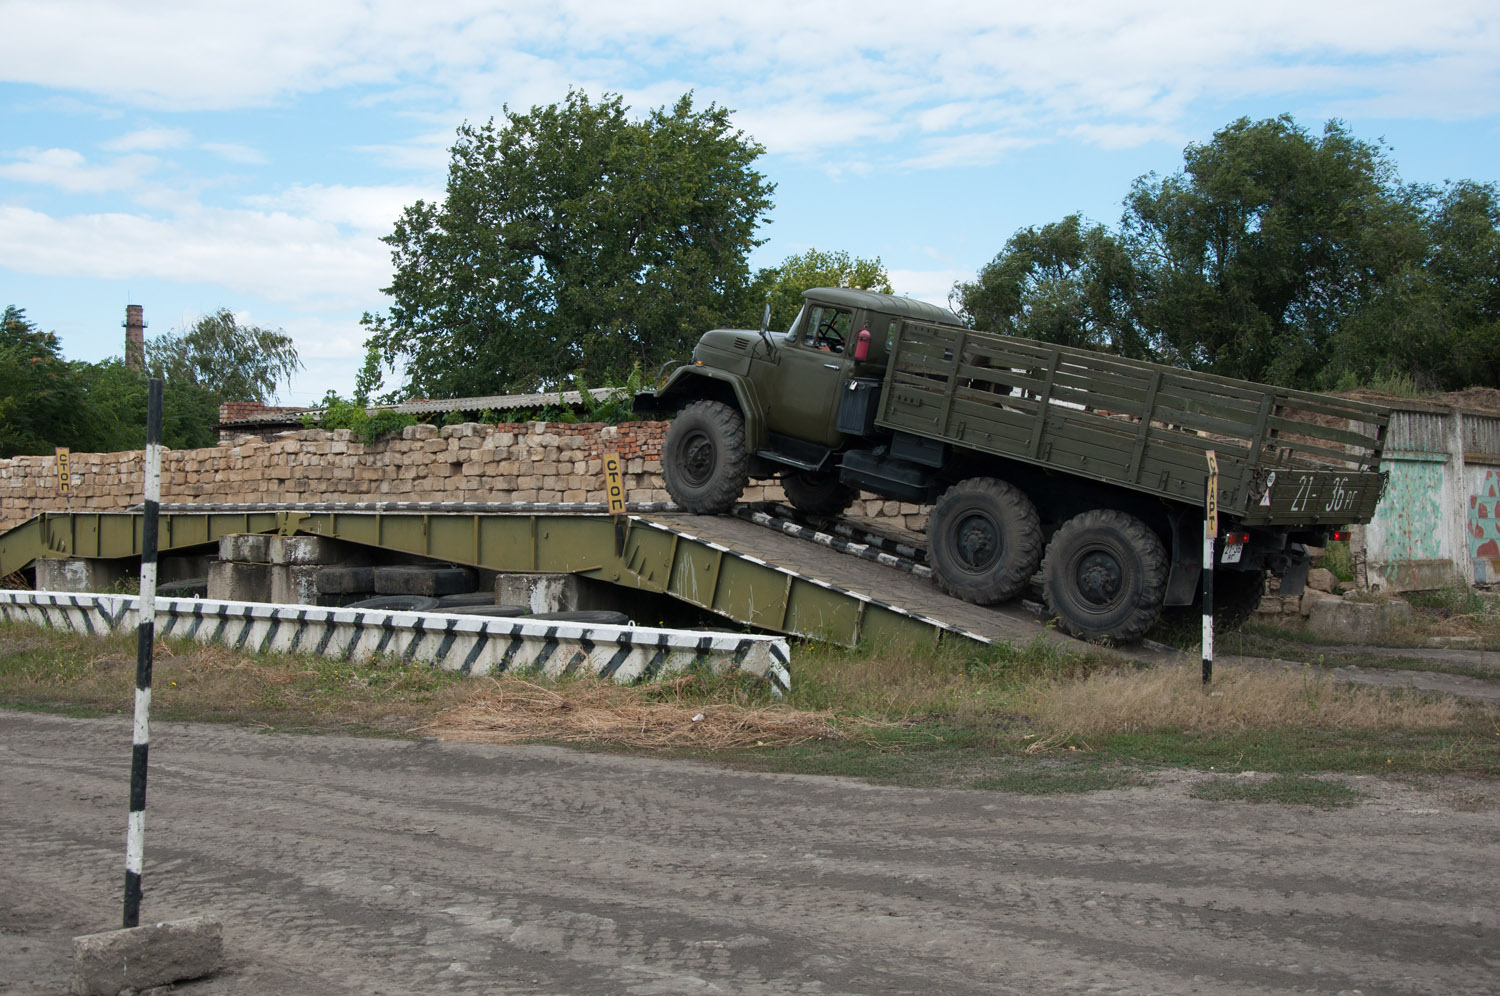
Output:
216 388 620 428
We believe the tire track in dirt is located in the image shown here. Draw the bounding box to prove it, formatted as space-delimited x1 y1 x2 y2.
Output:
3 712 1496 995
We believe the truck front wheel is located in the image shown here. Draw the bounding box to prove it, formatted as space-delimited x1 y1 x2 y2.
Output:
1041 509 1167 643
928 478 1043 604
781 470 858 518
662 400 749 514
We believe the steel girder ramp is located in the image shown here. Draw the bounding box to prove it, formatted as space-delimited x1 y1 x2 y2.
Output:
1 504 994 648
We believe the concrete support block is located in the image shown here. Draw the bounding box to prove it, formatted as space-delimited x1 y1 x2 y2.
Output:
71 916 222 995
271 564 322 605
218 533 271 564
207 561 273 603
35 558 131 594
373 564 476 596
268 535 344 566
496 573 612 613
1306 598 1413 643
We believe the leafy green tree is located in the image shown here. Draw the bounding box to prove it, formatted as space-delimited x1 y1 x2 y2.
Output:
362 89 775 397
955 216 1148 357
0 306 88 457
71 360 223 451
746 249 892 334
1119 115 1426 386
147 308 301 403
958 115 1500 393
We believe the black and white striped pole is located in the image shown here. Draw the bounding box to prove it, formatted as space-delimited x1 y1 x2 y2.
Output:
124 377 163 928
1202 450 1218 687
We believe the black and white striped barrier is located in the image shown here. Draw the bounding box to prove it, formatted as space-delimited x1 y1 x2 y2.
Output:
759 503 928 562
0 592 791 695
124 378 162 929
732 505 932 578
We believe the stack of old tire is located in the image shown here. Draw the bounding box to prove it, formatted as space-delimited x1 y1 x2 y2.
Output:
323 563 627 624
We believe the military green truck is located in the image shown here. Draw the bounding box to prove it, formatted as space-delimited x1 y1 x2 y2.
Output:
636 287 1389 643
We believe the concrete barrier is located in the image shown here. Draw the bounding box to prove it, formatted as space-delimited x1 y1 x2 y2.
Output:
0 591 791 693
71 916 223 995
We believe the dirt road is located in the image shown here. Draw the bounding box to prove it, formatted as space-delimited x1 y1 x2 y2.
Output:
3 711 1496 996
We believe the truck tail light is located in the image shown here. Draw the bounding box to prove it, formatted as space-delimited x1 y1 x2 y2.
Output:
1223 531 1250 546
853 327 871 361
1329 529 1351 542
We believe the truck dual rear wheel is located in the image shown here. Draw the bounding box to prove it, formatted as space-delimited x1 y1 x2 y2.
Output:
662 400 749 514
781 469 858 518
1041 509 1167 643
928 478 1043 604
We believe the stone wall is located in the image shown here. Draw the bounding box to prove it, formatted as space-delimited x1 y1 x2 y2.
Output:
0 421 932 535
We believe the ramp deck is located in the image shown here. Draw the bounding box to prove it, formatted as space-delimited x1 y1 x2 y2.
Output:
0 503 1069 650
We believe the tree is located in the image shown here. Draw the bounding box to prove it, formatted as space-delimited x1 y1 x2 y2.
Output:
362 89 775 398
955 216 1148 357
71 359 222 451
745 249 892 334
147 308 301 403
1119 115 1426 386
0 306 88 457
956 115 1500 393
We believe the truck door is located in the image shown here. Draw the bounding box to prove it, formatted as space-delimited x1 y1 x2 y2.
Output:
763 303 856 448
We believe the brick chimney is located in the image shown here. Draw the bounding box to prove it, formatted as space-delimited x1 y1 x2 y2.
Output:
124 304 146 370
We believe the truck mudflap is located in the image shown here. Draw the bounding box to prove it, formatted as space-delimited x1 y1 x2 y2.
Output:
1239 467 1387 526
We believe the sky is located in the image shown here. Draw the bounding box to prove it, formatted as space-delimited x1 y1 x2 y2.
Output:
2 0 1498 408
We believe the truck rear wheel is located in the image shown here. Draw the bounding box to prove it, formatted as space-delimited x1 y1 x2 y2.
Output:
663 400 749 514
1041 509 1167 643
928 478 1043 604
781 470 858 518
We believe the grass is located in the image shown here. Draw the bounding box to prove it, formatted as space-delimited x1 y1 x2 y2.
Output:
3 620 1498 797
1189 774 1365 808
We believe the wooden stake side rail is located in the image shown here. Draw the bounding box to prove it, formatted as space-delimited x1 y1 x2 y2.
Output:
881 320 1389 525
0 507 990 649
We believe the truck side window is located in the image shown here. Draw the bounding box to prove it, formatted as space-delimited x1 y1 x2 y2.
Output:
803 306 852 354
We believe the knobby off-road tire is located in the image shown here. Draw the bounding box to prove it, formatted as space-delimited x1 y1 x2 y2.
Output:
662 400 749 514
781 469 858 518
928 477 1043 604
1041 509 1168 644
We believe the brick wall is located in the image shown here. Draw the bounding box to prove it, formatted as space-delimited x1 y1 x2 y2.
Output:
0 421 932 535
217 401 306 423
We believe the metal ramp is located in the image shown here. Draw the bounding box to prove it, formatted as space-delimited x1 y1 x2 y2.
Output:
0 502 1063 649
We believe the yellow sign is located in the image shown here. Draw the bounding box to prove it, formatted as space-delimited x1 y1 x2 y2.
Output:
603 452 625 514
55 446 70 494
1204 450 1219 538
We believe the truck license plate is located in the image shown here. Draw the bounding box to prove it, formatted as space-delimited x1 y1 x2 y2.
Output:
1221 543 1244 565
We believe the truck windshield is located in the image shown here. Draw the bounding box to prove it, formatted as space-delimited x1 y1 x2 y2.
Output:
802 305 852 354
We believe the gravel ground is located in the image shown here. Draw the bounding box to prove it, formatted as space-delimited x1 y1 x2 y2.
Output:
2 711 1497 996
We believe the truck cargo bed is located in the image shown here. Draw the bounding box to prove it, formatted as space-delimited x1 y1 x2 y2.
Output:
879 321 1389 524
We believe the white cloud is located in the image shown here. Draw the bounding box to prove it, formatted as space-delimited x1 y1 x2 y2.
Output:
102 127 191 152
0 203 390 312
0 147 160 193
241 183 439 234
2 0 1495 168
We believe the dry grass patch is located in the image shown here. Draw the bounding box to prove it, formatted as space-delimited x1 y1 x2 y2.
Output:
428 677 852 748
1025 664 1471 740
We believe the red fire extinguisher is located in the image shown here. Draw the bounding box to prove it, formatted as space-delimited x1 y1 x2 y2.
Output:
853 327 871 361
